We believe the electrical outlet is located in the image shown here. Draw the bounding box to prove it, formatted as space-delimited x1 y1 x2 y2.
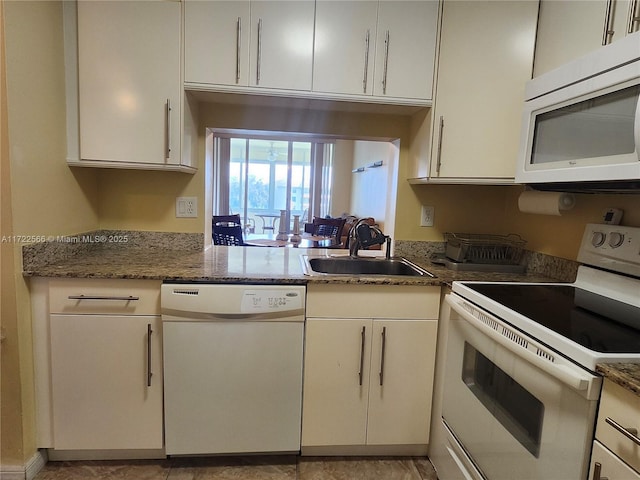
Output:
420 205 434 227
176 197 198 218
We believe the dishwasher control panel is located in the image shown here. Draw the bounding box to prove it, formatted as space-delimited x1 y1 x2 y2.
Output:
161 284 306 317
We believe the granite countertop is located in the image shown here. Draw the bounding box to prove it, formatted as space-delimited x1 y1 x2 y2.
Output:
22 244 556 286
596 363 640 398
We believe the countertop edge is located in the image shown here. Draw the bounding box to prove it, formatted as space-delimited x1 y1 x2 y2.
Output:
596 363 640 397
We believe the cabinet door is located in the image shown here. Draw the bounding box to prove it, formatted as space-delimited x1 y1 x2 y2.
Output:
590 440 640 480
313 1 378 96
373 1 439 100
430 1 538 180
301 318 371 447
184 1 251 86
77 1 181 166
248 1 314 91
367 320 438 445
534 0 637 76
50 315 163 450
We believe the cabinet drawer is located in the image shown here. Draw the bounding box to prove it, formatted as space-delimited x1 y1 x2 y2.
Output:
596 379 640 472
306 284 440 319
49 278 161 315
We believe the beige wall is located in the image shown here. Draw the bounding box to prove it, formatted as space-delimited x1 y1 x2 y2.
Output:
330 140 354 217
96 96 640 261
97 168 202 232
2 0 99 465
404 182 640 260
350 140 395 228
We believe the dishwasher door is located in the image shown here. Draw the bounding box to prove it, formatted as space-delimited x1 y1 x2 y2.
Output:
162 284 305 455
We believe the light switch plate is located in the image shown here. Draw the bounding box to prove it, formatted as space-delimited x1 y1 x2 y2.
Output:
176 197 198 218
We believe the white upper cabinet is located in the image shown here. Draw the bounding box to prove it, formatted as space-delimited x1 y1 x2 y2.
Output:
249 1 315 90
534 0 640 76
184 1 251 86
312 1 378 96
425 0 538 181
313 1 439 101
75 1 191 171
184 0 315 92
372 1 439 100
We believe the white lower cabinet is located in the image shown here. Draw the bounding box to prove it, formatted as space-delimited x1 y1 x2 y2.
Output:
50 315 163 450
40 279 164 455
302 284 440 454
590 441 640 480
590 378 640 479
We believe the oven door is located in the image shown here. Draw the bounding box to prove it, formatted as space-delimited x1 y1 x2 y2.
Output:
441 293 601 480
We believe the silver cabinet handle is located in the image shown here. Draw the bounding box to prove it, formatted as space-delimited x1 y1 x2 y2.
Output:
147 323 153 387
358 326 366 386
165 99 172 160
363 30 370 93
628 0 640 33
256 18 262 85
236 17 242 83
382 30 390 95
379 326 387 385
592 462 609 480
605 416 640 446
602 0 615 45
436 116 445 175
68 295 140 301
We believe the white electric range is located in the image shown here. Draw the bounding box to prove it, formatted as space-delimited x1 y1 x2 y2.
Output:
430 223 640 480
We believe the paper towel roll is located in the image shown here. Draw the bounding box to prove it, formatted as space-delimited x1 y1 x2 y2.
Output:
518 191 576 216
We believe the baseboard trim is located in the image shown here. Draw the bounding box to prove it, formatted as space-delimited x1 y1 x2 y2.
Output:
0 449 47 480
301 444 428 456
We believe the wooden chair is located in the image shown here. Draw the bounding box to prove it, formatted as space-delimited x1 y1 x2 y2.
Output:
212 215 245 246
311 217 346 246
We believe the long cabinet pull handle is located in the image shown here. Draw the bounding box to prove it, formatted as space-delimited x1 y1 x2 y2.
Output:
256 18 262 85
165 99 172 160
379 326 387 386
602 0 615 45
362 30 370 93
605 416 640 446
358 326 366 386
236 17 242 83
68 295 140 301
382 30 390 95
436 116 445 175
628 0 640 33
147 323 153 387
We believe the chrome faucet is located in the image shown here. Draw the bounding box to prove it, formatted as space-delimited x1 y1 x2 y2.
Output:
348 219 391 259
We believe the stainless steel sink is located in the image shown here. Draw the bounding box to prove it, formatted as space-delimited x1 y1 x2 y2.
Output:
301 255 435 277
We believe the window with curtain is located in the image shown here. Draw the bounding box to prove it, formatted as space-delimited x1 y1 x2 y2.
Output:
213 134 334 233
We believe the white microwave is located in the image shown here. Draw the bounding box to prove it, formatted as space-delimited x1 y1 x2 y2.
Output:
516 32 640 191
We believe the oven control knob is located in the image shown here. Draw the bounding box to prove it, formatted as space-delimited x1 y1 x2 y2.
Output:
608 232 625 248
591 231 606 247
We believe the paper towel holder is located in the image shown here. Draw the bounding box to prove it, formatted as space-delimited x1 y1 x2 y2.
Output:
518 188 576 216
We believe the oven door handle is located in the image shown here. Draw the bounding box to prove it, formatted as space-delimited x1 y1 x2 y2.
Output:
446 295 597 397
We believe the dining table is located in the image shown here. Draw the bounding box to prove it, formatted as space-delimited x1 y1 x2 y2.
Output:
244 232 339 248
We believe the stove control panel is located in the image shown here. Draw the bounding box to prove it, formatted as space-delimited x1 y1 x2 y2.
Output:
578 224 640 277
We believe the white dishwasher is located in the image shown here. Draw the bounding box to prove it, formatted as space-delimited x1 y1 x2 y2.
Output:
161 283 305 456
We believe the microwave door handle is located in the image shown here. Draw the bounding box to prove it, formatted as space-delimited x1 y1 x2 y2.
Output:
446 295 595 396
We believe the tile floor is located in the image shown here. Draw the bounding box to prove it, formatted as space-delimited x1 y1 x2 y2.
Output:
33 456 438 480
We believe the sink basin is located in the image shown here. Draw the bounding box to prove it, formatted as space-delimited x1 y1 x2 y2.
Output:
302 256 435 277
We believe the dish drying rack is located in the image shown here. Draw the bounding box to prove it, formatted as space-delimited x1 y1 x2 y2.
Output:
444 233 526 264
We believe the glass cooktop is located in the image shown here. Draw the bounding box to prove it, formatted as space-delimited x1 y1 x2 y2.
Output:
466 284 640 354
